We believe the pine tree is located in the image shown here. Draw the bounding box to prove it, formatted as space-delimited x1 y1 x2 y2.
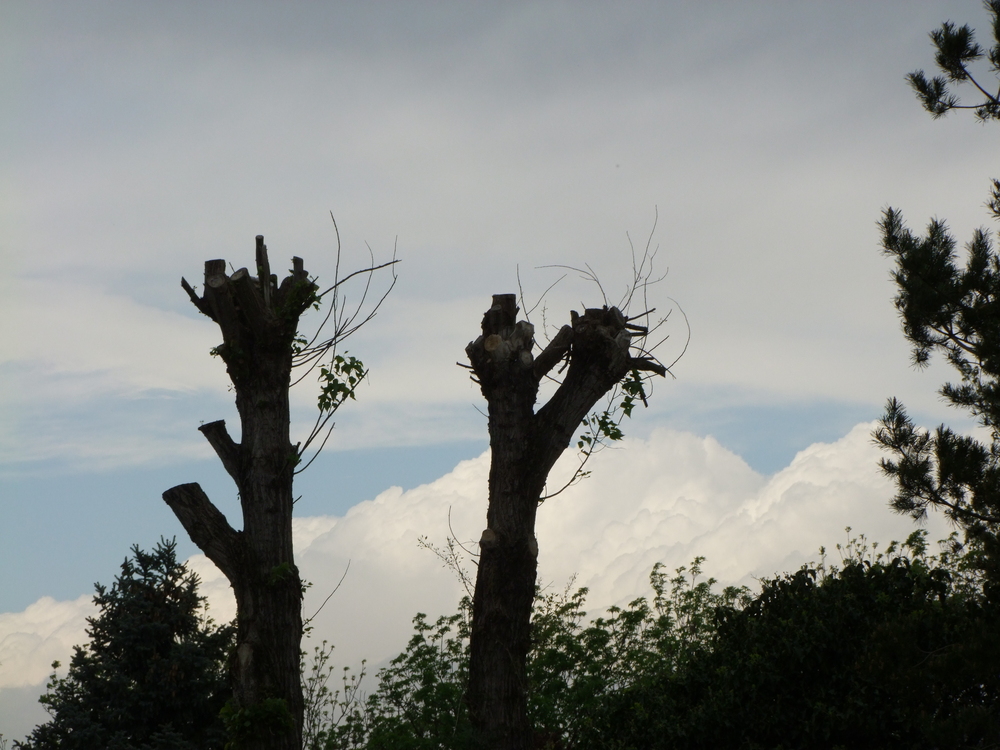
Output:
874 0 1000 592
16 539 234 750
906 0 1000 121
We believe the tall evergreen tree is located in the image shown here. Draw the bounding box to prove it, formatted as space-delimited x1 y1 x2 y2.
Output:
874 0 1000 590
16 539 234 750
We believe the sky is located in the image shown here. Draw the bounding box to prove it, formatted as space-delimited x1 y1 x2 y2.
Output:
0 0 995 740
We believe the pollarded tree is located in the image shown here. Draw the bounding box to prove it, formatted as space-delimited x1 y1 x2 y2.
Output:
874 1 1000 590
464 251 672 749
16 539 234 750
163 231 394 750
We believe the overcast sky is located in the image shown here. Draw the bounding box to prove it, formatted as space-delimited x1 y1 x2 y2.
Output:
1 0 995 740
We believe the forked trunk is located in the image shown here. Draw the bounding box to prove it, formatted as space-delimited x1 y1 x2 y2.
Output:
465 294 665 749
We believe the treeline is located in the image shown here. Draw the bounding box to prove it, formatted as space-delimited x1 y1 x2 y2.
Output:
16 531 1000 749
304 532 1000 750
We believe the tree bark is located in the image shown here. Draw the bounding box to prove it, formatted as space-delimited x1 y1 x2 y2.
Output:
465 294 665 749
164 236 317 750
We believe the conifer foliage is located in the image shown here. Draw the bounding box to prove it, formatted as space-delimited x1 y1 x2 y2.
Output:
874 0 1000 588
906 0 1000 121
16 539 234 750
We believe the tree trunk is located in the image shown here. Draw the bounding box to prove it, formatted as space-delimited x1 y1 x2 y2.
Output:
465 294 665 749
163 237 317 750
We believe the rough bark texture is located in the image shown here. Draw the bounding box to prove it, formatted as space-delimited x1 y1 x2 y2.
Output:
164 237 316 750
465 294 665 750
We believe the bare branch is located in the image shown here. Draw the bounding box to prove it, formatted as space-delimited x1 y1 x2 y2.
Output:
538 263 609 306
162 483 242 583
539 441 596 502
181 277 214 319
314 260 401 302
418 509 478 599
304 560 351 626
660 297 691 375
533 324 574 381
198 420 241 484
294 414 338 475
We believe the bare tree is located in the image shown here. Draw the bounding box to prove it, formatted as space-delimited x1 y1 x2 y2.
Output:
163 228 395 750
463 239 674 749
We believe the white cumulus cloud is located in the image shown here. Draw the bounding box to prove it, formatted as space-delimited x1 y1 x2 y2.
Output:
0 595 93 690
291 421 952 671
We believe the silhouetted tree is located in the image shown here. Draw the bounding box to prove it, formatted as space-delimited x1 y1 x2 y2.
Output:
464 285 668 749
875 0 1000 592
16 539 234 750
907 0 1000 121
163 231 394 749
612 535 1000 750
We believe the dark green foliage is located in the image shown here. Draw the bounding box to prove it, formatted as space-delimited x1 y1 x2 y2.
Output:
16 539 234 750
305 607 472 750
362 611 471 750
525 561 748 748
875 3 1000 578
307 537 1000 749
305 560 747 750
613 535 1000 750
220 697 296 749
873 210 1000 546
907 1 1000 121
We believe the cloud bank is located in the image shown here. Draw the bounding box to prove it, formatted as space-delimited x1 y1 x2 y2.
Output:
289 421 951 670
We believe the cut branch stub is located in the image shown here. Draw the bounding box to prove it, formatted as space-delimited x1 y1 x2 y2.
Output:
276 256 312 309
162 482 243 583
256 235 273 310
230 267 273 336
198 420 241 484
533 324 573 381
483 293 518 337
178 239 319 371
181 277 213 319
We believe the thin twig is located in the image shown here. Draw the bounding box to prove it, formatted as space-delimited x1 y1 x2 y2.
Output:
304 560 351 626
